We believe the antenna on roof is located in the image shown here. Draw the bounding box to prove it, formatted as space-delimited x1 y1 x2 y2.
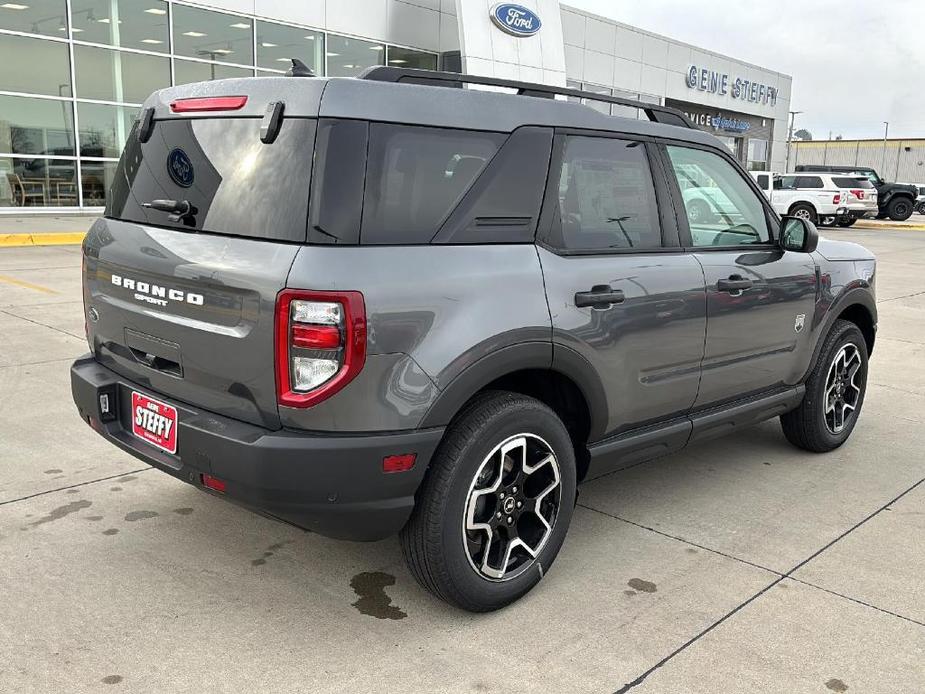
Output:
286 58 314 77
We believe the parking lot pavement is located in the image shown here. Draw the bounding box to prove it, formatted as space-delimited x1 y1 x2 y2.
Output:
0 229 923 693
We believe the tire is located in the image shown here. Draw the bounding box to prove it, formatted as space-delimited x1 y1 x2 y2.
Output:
788 203 818 225
687 199 713 224
781 319 868 452
887 197 913 221
400 391 577 612
916 202 925 216
836 218 857 228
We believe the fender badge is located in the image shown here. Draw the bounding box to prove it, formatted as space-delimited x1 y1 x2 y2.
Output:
794 314 806 333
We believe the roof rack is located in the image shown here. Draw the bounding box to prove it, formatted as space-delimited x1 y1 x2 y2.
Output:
358 66 695 129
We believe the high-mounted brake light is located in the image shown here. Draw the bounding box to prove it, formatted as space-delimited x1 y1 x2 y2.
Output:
275 289 366 408
170 95 248 113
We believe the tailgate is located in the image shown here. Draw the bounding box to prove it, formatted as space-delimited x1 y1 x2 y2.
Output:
84 218 297 428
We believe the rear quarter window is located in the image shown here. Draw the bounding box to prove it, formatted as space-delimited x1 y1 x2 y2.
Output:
832 177 873 188
361 124 505 245
107 117 316 242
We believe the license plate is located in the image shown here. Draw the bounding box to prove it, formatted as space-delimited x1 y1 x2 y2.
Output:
130 391 178 455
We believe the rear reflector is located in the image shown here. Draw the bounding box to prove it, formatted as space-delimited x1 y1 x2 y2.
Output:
170 96 248 113
291 324 341 349
383 454 416 473
201 473 227 493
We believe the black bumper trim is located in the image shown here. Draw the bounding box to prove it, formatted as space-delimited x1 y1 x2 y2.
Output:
71 355 444 541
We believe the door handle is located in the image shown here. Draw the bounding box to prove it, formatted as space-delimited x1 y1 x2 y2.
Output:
574 285 626 309
717 275 753 293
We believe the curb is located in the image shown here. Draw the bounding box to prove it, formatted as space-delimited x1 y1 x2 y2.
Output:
0 232 87 247
853 221 925 231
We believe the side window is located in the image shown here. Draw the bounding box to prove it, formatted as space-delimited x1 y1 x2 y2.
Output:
550 136 661 251
796 175 824 189
756 174 769 188
361 124 505 244
666 145 771 247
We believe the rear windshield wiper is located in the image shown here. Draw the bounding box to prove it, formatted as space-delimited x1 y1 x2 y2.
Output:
143 199 197 226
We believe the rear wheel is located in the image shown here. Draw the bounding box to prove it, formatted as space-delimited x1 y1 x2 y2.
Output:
887 197 913 221
400 392 576 612
789 203 818 225
781 319 868 452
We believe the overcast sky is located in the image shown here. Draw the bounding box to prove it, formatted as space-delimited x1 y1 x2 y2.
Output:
565 0 924 140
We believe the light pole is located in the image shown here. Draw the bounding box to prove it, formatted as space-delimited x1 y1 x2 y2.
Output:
785 110 802 172
880 121 889 174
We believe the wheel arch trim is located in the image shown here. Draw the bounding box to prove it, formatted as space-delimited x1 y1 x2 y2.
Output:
804 288 877 382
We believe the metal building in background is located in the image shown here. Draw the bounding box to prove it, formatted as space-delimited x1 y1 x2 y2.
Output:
792 139 925 184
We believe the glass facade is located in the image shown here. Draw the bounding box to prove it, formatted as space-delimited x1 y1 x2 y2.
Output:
565 80 663 118
0 0 438 210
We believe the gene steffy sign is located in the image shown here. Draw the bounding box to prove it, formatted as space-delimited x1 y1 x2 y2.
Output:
686 65 778 107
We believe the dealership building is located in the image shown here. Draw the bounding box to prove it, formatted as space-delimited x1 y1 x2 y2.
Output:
0 0 793 212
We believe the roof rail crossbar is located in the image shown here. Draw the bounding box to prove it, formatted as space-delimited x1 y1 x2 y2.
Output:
358 66 695 129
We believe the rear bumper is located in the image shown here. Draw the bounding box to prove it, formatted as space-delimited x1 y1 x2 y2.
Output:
71 355 444 541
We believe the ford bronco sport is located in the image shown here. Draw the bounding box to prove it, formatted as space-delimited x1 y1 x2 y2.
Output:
71 67 877 612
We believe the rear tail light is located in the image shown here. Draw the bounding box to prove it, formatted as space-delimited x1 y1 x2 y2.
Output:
850 189 865 200
170 95 248 112
832 194 841 204
382 454 416 473
275 289 366 408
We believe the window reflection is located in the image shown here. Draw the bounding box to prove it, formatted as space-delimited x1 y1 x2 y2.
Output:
0 0 67 38
80 159 116 206
70 0 168 52
74 44 169 103
0 33 71 96
386 46 437 70
1 157 77 206
256 21 323 73
0 94 75 156
172 4 253 65
77 102 137 157
326 34 383 77
174 58 252 84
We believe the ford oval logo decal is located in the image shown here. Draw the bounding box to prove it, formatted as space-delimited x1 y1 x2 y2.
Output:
167 147 194 188
490 3 541 37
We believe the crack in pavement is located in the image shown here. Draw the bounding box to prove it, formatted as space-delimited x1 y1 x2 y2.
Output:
598 476 925 693
0 308 85 341
0 468 152 508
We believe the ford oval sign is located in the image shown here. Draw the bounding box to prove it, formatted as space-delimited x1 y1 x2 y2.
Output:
167 148 194 188
490 3 541 37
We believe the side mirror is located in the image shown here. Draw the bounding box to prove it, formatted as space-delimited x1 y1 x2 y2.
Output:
780 216 819 253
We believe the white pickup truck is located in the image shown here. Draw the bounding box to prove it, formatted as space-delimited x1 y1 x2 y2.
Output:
750 172 850 226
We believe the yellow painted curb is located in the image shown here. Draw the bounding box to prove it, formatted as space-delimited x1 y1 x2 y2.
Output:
853 221 925 231
0 232 86 247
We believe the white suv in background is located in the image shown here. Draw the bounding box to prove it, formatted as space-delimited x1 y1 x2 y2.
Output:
752 172 877 227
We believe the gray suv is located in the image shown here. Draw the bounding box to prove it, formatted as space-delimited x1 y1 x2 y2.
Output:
71 67 877 612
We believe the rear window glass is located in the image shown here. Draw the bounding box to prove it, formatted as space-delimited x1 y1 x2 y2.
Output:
832 177 873 189
107 117 316 241
361 124 505 244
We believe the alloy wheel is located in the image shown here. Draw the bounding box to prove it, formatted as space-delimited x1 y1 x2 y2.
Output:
462 434 562 581
794 208 812 221
823 343 863 434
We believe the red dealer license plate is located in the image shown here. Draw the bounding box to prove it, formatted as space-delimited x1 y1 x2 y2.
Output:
130 391 178 455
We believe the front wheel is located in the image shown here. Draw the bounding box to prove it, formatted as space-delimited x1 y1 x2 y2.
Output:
781 319 868 452
400 392 576 612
